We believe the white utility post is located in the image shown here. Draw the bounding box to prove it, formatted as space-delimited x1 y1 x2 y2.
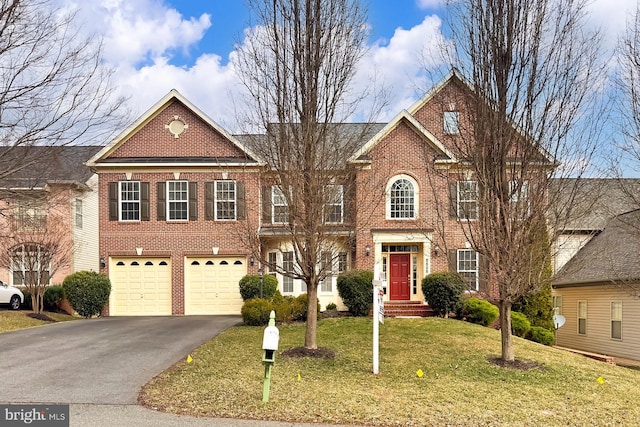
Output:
373 263 385 375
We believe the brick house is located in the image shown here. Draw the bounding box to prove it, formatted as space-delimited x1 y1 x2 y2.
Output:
89 71 499 316
0 146 101 287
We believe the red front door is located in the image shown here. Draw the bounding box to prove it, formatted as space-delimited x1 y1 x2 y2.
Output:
389 254 410 300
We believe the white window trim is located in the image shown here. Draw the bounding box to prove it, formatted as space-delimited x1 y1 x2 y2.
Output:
166 180 189 222
578 301 587 335
611 301 622 341
386 174 419 220
457 249 479 291
214 180 237 221
509 180 530 218
281 251 295 294
323 185 344 224
553 295 563 316
272 186 289 225
457 181 478 221
118 181 141 222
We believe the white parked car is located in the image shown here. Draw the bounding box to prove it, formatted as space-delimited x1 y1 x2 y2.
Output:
0 280 24 310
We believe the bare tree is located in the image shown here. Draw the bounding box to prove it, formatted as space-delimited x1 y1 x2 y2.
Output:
0 0 126 199
0 189 74 313
443 0 607 361
615 4 640 213
234 0 385 349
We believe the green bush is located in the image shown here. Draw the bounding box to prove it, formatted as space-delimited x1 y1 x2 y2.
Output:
241 298 274 326
62 271 111 318
513 286 554 330
461 297 499 326
17 287 32 310
239 274 278 301
421 272 466 317
337 270 374 316
325 302 337 311
511 311 531 337
44 285 65 311
273 295 296 323
526 326 555 346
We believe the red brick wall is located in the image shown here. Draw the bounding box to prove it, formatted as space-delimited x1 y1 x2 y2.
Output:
110 100 247 159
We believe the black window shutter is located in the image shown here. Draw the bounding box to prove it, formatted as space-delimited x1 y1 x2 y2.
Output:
236 181 246 220
262 186 272 222
141 182 150 221
109 182 118 221
205 182 215 220
447 249 457 273
478 253 490 293
157 182 166 220
189 182 198 221
449 182 458 219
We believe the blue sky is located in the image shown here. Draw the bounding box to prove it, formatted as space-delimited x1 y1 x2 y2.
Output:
58 0 636 140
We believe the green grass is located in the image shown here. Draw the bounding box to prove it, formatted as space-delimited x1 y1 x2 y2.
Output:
0 310 79 333
140 317 640 426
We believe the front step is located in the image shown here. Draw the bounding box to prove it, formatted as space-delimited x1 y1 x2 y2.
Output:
383 301 435 318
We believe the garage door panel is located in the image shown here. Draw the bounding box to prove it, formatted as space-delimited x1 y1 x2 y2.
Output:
185 257 246 315
109 258 172 316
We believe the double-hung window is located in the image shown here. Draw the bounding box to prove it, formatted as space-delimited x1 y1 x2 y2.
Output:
443 111 460 134
324 185 343 224
167 180 188 221
611 301 622 340
457 249 478 290
75 199 83 228
272 186 289 224
282 251 294 293
509 180 530 218
215 180 236 220
120 181 141 221
457 181 478 220
578 301 587 335
320 251 333 292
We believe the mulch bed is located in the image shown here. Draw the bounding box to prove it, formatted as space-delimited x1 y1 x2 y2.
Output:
27 313 56 322
488 357 546 371
280 346 336 359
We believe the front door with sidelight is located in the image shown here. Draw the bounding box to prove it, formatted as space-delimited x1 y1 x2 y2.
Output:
389 253 410 300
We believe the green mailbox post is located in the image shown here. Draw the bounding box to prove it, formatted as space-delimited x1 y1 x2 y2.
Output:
262 310 279 402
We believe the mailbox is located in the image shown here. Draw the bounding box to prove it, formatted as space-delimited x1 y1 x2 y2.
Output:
263 325 280 351
261 310 279 402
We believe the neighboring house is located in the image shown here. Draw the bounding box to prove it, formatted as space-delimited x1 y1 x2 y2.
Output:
89 71 544 316
553 209 640 361
0 146 101 286
550 178 640 272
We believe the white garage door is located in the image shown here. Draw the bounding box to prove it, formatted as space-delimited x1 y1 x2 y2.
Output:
184 256 246 315
109 257 172 316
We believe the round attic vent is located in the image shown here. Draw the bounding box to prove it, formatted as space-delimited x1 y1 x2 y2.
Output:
165 116 188 138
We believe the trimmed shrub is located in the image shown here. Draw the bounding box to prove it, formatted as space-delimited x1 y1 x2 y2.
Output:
292 294 321 321
273 295 296 324
17 287 32 310
325 302 337 311
62 271 111 318
461 297 499 326
241 298 274 326
511 311 531 338
526 326 555 346
239 274 278 301
44 285 65 311
337 270 374 316
421 272 466 317
513 286 554 330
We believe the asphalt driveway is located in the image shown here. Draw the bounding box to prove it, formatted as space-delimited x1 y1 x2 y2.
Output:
0 316 241 404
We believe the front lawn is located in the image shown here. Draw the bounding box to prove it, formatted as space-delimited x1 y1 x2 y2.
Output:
140 317 640 426
0 310 79 333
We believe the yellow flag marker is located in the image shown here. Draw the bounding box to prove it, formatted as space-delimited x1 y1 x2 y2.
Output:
187 354 193 364
297 373 302 381
597 376 605 384
416 369 424 378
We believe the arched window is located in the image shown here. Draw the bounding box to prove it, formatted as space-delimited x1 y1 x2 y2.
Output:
387 176 417 219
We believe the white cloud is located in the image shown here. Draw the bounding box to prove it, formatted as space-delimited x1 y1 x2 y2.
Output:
416 0 445 9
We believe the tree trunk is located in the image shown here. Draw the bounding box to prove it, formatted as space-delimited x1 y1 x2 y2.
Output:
304 283 318 349
499 300 514 362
